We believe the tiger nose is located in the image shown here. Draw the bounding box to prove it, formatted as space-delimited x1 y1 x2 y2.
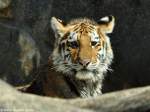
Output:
79 59 90 67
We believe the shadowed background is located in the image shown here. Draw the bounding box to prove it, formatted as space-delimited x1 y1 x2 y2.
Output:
0 0 150 93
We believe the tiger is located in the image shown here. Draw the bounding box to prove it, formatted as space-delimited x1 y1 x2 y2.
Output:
20 16 115 98
50 16 115 97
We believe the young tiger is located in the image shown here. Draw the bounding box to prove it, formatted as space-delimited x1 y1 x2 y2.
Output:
23 16 115 98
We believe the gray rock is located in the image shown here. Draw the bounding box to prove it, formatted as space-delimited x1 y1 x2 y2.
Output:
0 25 40 85
0 80 93 112
18 30 40 76
0 79 150 112
0 0 53 85
0 0 150 93
0 0 11 9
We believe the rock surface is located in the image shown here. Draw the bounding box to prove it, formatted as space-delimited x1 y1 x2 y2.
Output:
0 0 150 93
0 0 11 9
0 1 150 111
0 79 150 112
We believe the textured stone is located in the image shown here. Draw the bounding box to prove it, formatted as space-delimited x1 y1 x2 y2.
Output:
0 0 150 93
0 80 92 112
0 80 150 112
0 0 11 9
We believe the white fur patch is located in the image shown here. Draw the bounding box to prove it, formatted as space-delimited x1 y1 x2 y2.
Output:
68 32 77 42
76 70 94 80
90 31 100 42
100 16 109 22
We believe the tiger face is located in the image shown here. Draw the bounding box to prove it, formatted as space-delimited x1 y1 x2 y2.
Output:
51 16 115 81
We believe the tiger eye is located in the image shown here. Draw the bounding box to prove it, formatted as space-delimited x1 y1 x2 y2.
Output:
91 41 98 46
67 41 79 48
95 37 99 40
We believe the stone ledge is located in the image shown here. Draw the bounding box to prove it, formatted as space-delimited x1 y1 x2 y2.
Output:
0 79 150 112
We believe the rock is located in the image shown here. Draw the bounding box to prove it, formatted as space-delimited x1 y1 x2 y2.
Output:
0 24 40 85
0 0 53 85
0 0 150 94
0 0 12 18
0 0 11 9
69 87 150 112
0 79 150 112
0 7 12 18
0 80 92 112
18 30 40 76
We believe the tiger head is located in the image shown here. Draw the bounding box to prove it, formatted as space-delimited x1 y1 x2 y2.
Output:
51 16 115 81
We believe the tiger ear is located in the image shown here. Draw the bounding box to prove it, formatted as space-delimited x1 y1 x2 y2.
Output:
98 16 115 34
51 17 66 37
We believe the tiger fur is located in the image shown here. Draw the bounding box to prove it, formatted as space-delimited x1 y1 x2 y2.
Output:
22 16 115 98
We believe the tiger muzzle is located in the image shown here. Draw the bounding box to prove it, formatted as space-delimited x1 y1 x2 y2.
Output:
78 58 91 67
